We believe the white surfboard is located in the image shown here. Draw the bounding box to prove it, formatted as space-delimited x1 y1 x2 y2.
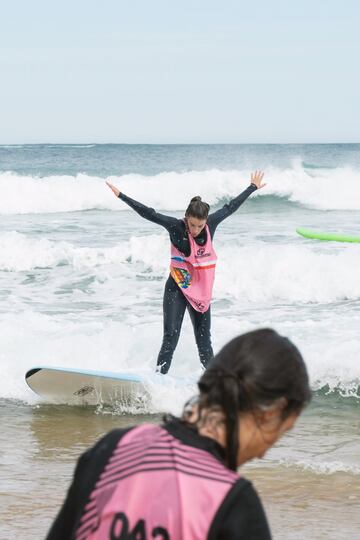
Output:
25 366 147 406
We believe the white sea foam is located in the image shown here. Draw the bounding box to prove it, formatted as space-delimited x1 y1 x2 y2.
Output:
0 309 201 408
216 243 360 303
2 231 360 304
0 231 167 272
0 145 24 149
1 306 359 407
47 144 96 148
1 234 360 404
2 164 360 214
279 458 360 476
0 172 112 214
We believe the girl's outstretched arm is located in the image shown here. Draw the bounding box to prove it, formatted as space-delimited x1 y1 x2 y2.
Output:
207 171 265 234
106 181 178 230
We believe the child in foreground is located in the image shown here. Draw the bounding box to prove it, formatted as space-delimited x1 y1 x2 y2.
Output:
46 328 311 540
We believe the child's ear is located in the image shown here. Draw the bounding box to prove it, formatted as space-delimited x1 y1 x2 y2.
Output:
254 397 288 425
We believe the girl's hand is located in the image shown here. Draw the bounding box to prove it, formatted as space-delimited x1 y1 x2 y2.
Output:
250 171 266 189
106 181 120 197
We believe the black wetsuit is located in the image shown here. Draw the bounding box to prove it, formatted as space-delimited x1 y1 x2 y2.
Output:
46 417 272 540
119 184 257 373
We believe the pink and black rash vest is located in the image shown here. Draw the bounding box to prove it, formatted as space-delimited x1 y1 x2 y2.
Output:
46 417 271 540
170 223 217 313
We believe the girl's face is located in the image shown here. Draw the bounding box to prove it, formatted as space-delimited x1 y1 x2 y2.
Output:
186 216 207 237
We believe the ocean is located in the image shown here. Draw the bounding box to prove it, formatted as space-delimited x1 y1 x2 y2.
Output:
1 143 360 538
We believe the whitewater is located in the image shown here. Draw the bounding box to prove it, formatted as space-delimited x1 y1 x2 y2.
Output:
3 162 360 213
0 143 359 469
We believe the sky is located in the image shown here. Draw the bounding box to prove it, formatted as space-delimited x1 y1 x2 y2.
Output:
0 0 359 144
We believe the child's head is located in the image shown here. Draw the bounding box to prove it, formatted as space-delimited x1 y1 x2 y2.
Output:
196 328 311 470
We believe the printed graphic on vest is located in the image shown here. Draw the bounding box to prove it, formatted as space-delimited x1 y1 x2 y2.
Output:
196 247 211 258
170 267 192 289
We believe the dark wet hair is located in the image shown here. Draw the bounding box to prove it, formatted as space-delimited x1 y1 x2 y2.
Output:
196 328 311 471
185 196 210 220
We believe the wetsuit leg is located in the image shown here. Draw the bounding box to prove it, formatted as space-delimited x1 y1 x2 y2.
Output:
156 276 187 374
187 304 214 369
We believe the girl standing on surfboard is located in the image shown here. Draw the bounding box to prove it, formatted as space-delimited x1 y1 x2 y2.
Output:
46 328 311 540
106 171 265 373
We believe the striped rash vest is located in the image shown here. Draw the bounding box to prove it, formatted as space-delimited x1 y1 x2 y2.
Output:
46 419 271 540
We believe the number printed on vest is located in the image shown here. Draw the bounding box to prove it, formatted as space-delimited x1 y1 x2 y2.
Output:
110 512 170 540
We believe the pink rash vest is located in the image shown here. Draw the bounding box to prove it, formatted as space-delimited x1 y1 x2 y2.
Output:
75 424 239 540
170 224 217 313
46 417 272 540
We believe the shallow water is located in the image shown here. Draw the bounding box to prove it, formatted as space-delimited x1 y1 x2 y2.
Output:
1 395 359 539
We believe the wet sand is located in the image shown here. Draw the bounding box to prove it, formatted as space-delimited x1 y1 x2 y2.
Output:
1 400 359 539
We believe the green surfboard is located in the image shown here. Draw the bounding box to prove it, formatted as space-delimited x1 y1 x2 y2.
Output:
296 228 360 243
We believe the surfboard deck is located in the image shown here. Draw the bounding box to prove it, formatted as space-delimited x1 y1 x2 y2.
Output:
25 366 147 406
296 228 360 243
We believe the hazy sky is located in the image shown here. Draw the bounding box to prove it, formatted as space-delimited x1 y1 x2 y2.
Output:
1 0 359 143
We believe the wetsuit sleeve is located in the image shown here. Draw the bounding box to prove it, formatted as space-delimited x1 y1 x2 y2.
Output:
208 478 272 540
45 428 131 540
207 184 257 236
119 192 179 231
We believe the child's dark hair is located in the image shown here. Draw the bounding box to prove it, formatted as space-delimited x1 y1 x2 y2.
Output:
185 196 210 220
196 328 311 470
